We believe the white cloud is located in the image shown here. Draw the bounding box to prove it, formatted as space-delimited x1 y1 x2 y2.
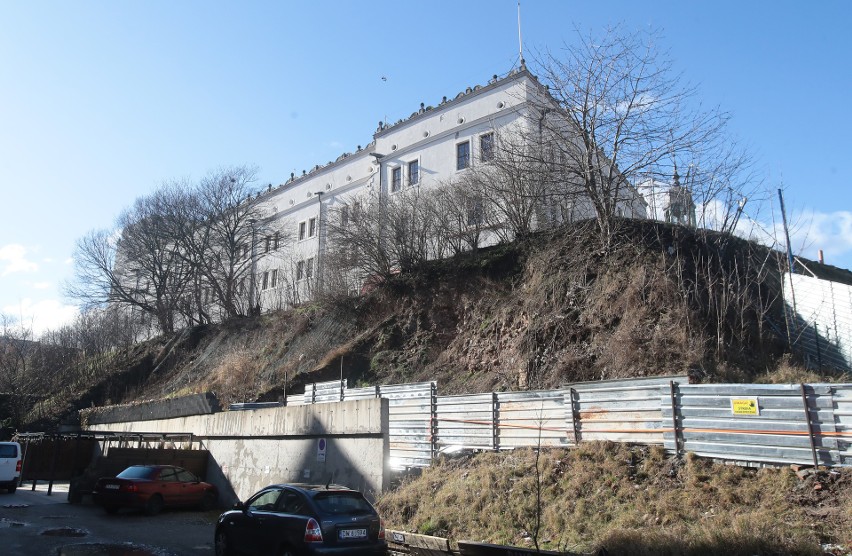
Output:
32 281 52 290
790 210 852 266
2 298 78 336
693 201 852 271
0 244 38 276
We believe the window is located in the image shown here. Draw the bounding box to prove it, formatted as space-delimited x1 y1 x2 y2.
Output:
298 221 306 241
456 141 470 170
296 260 305 281
176 469 198 482
278 490 307 515
158 468 178 482
249 489 282 512
308 217 317 238
314 492 373 514
270 269 278 288
408 160 419 186
480 132 494 162
306 257 314 278
391 166 402 192
273 232 280 250
341 205 349 227
466 195 484 226
264 236 271 253
262 271 269 290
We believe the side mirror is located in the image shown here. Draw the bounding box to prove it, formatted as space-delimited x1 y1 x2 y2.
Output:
233 501 245 511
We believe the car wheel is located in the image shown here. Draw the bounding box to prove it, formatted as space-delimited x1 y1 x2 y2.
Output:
199 491 216 511
145 494 164 516
214 529 232 556
7 484 16 494
68 488 81 504
104 505 119 514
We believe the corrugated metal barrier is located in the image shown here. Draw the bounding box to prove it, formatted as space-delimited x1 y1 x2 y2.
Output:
567 376 675 445
298 379 436 470
292 377 852 469
664 383 839 466
784 273 852 372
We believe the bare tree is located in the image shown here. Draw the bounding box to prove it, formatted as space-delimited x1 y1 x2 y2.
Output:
325 192 393 285
531 26 751 241
324 186 437 295
173 166 269 320
0 314 39 429
454 130 559 243
65 190 188 336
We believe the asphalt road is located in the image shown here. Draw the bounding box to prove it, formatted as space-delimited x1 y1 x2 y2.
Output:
0 482 218 556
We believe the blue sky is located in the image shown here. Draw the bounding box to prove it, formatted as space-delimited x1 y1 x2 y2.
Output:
1 0 850 334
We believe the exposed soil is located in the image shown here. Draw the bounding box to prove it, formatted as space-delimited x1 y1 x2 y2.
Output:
23 219 852 426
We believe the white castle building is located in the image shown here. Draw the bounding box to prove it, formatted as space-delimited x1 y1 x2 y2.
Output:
245 66 650 311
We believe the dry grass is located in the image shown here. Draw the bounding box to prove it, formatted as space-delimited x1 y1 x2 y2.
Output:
757 354 835 384
204 349 264 406
377 442 851 556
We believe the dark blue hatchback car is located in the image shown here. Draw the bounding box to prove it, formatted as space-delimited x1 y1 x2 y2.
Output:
214 483 387 556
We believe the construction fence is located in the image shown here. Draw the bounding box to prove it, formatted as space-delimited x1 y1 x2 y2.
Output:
294 376 852 469
784 272 852 373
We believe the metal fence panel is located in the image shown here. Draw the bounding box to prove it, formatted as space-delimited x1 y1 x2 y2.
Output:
344 385 380 401
665 383 839 466
566 376 684 445
303 380 346 404
785 274 852 372
435 393 495 450
832 384 852 466
495 391 568 448
382 382 436 470
295 376 851 470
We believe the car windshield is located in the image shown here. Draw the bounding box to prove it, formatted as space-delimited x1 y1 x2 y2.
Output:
313 492 373 514
116 466 158 480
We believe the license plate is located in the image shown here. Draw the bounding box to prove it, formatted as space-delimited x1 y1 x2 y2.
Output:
105 484 120 490
339 528 367 540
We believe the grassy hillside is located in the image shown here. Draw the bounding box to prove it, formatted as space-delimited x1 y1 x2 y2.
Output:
13 219 851 555
376 442 852 555
20 219 849 427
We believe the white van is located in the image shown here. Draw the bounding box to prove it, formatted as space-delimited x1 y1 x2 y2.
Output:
0 441 22 493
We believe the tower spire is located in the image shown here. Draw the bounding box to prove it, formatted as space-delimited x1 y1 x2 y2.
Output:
517 1 525 66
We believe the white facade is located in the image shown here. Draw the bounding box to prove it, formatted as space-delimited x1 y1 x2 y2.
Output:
242 68 649 309
636 178 696 227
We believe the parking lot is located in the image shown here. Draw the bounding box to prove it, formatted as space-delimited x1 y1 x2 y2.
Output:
0 482 217 555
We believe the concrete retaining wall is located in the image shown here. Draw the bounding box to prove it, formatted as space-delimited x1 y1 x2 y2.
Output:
84 398 389 504
81 392 221 425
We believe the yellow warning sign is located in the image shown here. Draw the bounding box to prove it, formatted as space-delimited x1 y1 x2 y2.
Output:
731 398 759 416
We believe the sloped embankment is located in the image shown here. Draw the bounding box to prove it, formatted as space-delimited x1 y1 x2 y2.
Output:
38 218 849 423
375 442 852 555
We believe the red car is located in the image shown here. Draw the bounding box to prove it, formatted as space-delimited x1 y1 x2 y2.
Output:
94 464 217 515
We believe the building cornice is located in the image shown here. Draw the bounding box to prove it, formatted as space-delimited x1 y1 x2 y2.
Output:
253 67 538 205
